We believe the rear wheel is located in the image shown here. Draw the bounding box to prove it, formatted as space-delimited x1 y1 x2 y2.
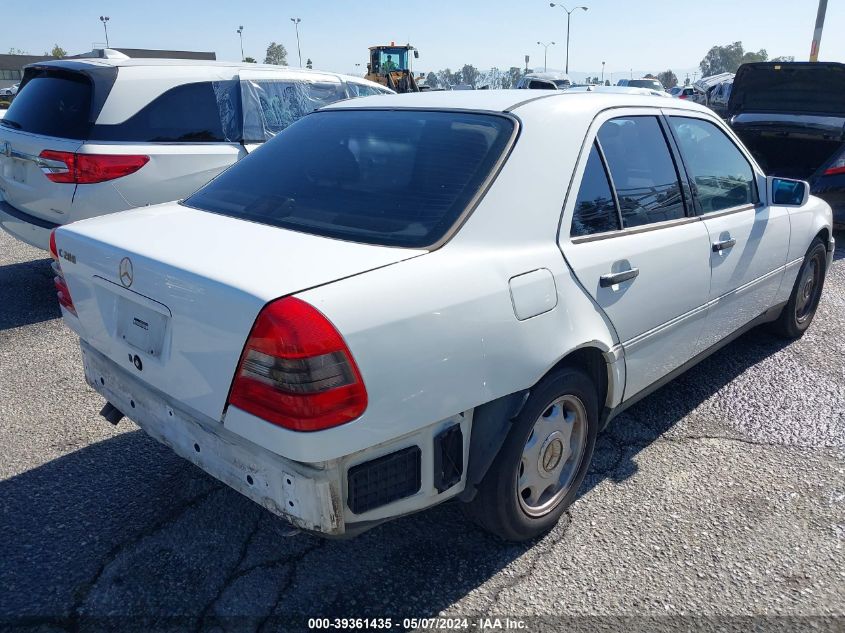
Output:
771 238 827 338
464 366 598 541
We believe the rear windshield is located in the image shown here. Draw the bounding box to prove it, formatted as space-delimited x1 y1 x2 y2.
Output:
1 70 92 139
184 110 515 248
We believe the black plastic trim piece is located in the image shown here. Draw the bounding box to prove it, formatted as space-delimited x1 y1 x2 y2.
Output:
347 446 422 514
458 390 529 502
433 424 464 493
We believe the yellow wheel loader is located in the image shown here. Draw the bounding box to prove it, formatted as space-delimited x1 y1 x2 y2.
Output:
365 43 421 93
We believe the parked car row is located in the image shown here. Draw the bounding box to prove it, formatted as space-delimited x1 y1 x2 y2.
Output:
0 58 391 250
1 57 837 543
42 88 834 541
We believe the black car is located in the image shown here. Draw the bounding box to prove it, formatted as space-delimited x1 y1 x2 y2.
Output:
728 62 845 227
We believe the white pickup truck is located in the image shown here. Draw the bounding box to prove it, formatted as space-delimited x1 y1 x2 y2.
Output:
52 90 833 541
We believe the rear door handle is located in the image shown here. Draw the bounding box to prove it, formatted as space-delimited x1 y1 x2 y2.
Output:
600 268 639 288
712 238 737 252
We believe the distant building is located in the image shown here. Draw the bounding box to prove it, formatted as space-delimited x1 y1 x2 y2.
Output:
0 54 54 89
0 48 217 90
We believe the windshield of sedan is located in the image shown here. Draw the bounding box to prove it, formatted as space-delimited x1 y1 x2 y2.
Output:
184 110 515 248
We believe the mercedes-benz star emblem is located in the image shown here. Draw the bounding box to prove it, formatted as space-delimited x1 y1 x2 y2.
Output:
119 257 134 288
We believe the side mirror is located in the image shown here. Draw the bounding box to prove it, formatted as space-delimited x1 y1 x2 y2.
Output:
413 50 419 59
769 176 809 207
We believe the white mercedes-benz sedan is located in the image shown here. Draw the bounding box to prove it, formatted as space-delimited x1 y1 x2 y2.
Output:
52 90 834 541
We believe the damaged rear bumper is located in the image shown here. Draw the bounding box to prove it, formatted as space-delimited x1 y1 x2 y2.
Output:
80 342 345 535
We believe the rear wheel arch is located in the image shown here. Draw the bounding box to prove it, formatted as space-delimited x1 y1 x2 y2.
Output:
460 344 613 503
543 345 610 414
815 227 830 251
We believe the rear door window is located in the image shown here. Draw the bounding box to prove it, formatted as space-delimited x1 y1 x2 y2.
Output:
597 116 685 227
668 116 756 212
89 82 230 142
1 70 92 139
571 143 620 237
184 110 515 248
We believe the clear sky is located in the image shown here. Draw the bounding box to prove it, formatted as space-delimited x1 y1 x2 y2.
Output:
2 0 843 80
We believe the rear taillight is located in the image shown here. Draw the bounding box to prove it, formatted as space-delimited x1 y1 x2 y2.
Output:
50 229 76 316
823 147 845 176
39 150 149 184
228 297 367 432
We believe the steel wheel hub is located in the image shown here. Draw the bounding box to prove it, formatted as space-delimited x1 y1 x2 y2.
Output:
517 394 587 518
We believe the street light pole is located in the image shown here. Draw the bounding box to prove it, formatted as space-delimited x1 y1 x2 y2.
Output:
537 41 556 73
99 16 110 49
236 26 244 61
809 0 828 61
601 60 605 83
290 17 302 67
549 3 588 74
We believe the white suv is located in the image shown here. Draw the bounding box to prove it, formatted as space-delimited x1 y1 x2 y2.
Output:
0 59 390 250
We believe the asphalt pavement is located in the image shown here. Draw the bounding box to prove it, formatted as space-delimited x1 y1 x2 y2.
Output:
1 229 843 632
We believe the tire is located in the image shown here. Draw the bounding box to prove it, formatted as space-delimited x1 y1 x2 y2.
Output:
464 366 598 541
771 238 828 339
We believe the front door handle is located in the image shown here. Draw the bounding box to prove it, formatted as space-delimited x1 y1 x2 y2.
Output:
600 268 640 288
712 238 737 252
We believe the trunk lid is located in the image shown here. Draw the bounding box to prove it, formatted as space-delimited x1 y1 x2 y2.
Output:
56 202 425 421
728 62 845 118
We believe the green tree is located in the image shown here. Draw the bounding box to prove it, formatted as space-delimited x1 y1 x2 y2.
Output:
437 68 454 88
263 42 288 66
504 66 524 89
657 69 678 88
425 71 440 88
772 55 795 62
483 67 503 89
306 58 313 69
699 41 768 76
7 47 29 55
51 44 67 58
644 73 657 79
243 56 257 63
460 64 480 88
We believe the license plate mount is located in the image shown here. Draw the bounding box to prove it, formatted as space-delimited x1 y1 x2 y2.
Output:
115 296 168 358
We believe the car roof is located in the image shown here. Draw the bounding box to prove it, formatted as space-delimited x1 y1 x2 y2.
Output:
28 58 381 85
523 71 570 81
324 88 712 114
